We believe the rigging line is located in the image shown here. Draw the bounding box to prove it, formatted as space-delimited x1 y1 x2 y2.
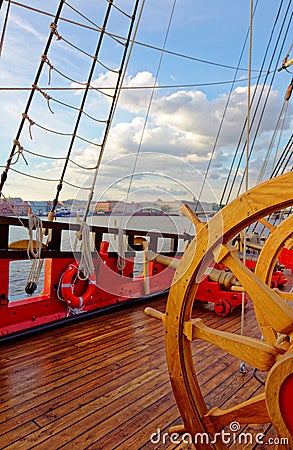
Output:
269 139 292 184
0 73 273 92
4 0 270 73
116 0 149 226
50 22 119 73
2 166 59 182
63 180 91 190
196 0 259 211
220 0 290 205
77 135 102 147
235 3 292 197
0 0 66 197
254 134 293 235
63 0 123 46
51 0 115 213
257 100 288 183
107 0 133 19
272 101 290 168
82 0 143 222
220 0 287 205
42 59 114 98
33 85 107 123
251 134 293 234
239 0 254 376
121 0 177 224
50 97 107 123
22 148 98 171
21 114 102 148
271 134 293 178
0 166 92 190
245 0 253 194
0 0 10 57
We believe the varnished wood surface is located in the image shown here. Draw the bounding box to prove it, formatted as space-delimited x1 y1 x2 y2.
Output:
0 294 280 449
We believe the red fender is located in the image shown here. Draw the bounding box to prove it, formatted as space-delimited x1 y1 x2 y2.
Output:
60 264 97 308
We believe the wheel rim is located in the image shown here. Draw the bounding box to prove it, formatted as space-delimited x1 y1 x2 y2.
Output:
165 172 293 448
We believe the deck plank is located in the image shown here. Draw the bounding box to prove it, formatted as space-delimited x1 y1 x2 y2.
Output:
0 295 280 449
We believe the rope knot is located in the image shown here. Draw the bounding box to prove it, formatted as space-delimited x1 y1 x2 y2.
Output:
41 54 54 84
50 22 62 40
22 113 35 140
11 139 28 165
32 84 54 114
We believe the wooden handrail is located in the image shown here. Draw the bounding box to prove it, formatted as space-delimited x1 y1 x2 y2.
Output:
0 215 192 259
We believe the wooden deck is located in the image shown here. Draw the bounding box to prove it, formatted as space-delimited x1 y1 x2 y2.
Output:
0 294 280 449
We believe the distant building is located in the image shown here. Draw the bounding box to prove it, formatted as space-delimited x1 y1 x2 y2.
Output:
0 198 29 216
154 200 180 215
154 199 216 215
138 202 163 213
95 200 140 215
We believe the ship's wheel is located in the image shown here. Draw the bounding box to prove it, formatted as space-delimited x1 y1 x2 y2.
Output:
145 172 293 449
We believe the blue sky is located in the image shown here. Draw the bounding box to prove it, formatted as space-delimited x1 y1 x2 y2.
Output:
0 0 292 206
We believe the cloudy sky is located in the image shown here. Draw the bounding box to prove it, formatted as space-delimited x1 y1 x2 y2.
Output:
0 0 292 206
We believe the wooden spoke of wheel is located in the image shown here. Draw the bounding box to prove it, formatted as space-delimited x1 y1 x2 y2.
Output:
216 244 293 336
162 172 293 449
252 214 293 345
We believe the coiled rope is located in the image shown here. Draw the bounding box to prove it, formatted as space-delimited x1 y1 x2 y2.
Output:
25 213 44 295
77 220 95 280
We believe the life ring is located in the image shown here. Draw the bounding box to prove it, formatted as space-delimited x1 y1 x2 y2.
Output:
60 264 97 308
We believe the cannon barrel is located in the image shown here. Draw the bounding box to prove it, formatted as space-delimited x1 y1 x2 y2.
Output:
146 250 241 290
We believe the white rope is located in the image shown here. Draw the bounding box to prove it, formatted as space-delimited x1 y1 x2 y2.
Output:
117 227 126 271
239 0 254 375
81 0 146 225
27 213 43 259
78 220 95 279
25 213 44 295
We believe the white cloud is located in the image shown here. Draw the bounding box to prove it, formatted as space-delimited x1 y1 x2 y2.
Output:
10 14 46 42
1 62 292 202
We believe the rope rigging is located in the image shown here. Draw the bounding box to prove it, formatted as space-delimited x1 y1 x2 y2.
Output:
219 0 292 206
50 0 117 216
0 0 131 249
0 0 145 281
1 0 291 209
80 0 142 224
0 0 66 197
41 55 114 97
21 113 103 147
1 0 275 74
63 0 125 46
239 0 254 376
235 4 292 198
257 88 291 184
0 165 92 190
193 0 259 212
248 133 293 235
76 0 144 279
15 147 99 171
119 0 177 221
50 21 120 73
0 71 275 93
